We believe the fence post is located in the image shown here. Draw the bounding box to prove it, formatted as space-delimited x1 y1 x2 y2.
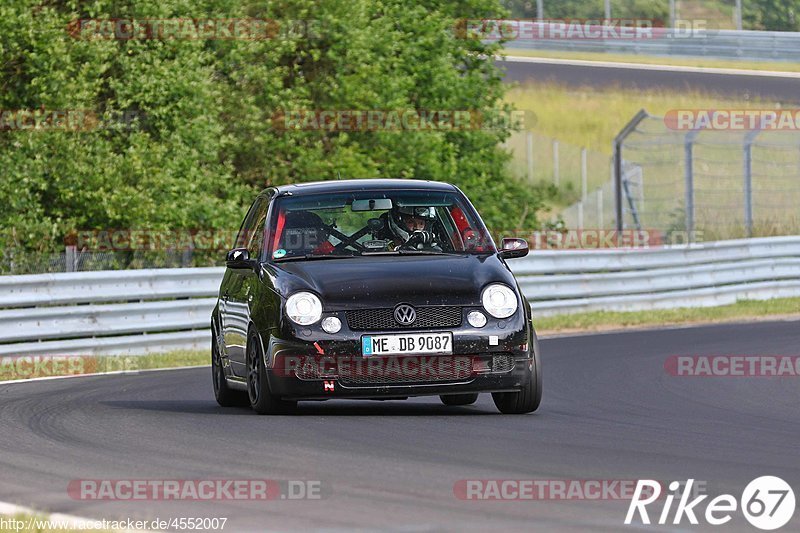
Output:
735 0 743 30
526 132 534 182
597 188 604 229
743 128 762 238
743 142 753 237
65 245 76 273
613 109 649 233
670 0 677 27
552 140 559 187
577 201 584 230
581 147 588 202
684 135 695 240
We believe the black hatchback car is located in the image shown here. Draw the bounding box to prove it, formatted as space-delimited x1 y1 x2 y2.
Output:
211 179 541 414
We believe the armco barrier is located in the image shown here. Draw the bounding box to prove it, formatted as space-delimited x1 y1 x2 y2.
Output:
0 236 798 355
500 24 800 63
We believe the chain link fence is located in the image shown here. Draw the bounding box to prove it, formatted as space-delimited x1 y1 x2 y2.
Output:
504 130 613 223
553 109 800 240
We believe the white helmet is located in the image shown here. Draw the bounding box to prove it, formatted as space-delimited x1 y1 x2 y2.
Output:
389 206 435 242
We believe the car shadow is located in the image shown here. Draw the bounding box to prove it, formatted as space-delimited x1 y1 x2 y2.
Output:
100 399 498 416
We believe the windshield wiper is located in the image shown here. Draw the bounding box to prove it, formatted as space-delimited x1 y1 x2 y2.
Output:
274 254 355 262
395 250 463 256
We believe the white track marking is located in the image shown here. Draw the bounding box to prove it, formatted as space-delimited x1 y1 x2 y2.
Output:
0 364 208 386
500 54 800 79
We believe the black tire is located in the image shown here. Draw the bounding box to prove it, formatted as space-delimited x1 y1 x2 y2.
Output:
440 393 479 406
212 331 249 407
246 329 297 415
492 350 542 415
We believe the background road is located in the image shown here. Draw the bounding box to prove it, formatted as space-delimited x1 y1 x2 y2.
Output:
498 56 800 103
1 320 799 532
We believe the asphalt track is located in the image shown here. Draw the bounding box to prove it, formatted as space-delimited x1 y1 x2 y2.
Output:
1 319 799 532
498 56 800 103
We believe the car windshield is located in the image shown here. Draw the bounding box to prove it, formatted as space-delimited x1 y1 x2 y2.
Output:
266 189 495 261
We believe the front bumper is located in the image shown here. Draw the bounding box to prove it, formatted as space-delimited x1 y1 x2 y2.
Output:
268 356 534 400
261 313 534 400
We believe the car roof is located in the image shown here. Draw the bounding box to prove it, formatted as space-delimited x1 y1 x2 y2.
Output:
263 178 458 197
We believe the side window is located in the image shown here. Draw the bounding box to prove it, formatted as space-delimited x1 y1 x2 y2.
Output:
234 197 269 257
247 200 270 259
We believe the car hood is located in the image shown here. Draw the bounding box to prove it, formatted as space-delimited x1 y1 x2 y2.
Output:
267 254 517 309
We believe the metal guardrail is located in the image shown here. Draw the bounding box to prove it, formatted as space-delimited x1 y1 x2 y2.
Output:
0 236 798 355
0 268 224 356
501 23 800 62
512 236 800 315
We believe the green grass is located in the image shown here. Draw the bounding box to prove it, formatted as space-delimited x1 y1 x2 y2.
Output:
501 48 800 73
0 350 207 382
504 81 771 154
533 297 800 335
502 81 800 237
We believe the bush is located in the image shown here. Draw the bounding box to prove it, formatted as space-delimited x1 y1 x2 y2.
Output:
0 0 544 263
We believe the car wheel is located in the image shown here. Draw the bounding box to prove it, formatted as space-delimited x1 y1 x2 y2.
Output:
492 351 542 415
212 331 248 407
439 393 479 406
246 329 297 415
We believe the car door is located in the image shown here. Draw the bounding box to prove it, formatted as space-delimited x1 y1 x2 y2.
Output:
222 196 270 377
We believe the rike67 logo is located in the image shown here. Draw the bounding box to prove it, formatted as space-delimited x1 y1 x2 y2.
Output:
625 477 796 530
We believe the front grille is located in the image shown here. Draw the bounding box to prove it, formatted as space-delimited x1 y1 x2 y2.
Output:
338 357 473 386
346 306 462 331
492 355 515 373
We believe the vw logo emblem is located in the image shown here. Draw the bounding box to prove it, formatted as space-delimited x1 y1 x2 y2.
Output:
394 304 417 326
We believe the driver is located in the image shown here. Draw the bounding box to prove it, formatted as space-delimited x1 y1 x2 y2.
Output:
384 205 441 251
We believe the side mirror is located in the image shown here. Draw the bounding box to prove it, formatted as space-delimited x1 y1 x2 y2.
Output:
499 238 529 259
226 247 253 268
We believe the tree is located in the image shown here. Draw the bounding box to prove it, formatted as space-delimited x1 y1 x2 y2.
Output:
744 0 800 30
0 0 543 268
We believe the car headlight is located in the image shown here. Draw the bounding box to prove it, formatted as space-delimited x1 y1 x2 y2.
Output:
285 292 323 325
481 284 518 319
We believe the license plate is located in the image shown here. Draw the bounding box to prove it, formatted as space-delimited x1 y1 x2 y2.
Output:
362 332 453 356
